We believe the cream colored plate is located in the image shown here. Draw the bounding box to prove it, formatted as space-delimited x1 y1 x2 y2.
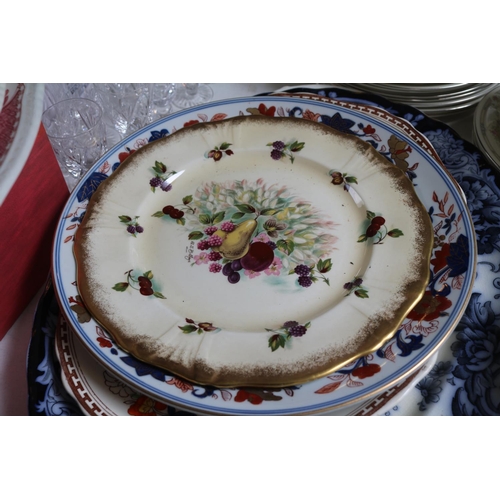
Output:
74 115 432 388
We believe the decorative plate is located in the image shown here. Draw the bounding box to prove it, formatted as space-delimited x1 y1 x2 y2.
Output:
54 310 436 416
74 115 432 388
52 96 475 414
0 83 45 205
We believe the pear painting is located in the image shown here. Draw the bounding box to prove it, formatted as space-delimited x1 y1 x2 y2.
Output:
214 219 257 260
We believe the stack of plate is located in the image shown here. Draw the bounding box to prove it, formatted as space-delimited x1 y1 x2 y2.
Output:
49 93 476 416
473 86 500 171
340 83 500 118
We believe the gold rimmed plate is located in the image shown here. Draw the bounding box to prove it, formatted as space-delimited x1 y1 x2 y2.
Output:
73 115 433 388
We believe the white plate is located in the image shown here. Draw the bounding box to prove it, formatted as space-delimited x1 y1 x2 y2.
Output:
0 83 45 205
74 115 432 388
52 96 476 414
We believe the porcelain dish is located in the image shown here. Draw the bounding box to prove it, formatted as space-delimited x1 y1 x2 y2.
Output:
29 85 500 416
74 115 432 388
52 96 476 415
0 83 45 205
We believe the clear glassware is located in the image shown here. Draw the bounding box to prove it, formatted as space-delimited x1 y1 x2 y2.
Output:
172 83 213 108
93 83 150 141
43 83 91 109
42 98 107 185
148 83 176 122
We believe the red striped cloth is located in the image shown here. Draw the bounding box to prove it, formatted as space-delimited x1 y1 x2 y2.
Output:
0 124 69 340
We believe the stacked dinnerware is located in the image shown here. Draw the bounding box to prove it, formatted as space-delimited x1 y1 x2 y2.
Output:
39 90 477 416
341 83 500 119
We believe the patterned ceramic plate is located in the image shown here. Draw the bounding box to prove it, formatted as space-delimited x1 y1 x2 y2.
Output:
0 83 45 205
52 96 476 414
54 311 437 416
73 115 432 388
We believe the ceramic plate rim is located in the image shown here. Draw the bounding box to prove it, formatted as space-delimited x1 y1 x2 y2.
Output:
55 310 438 416
0 83 45 205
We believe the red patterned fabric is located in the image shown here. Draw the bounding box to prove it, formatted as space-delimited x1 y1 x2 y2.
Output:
0 125 69 339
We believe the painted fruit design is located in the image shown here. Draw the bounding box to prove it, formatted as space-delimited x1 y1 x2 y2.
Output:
240 241 274 272
154 178 338 287
186 179 337 286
